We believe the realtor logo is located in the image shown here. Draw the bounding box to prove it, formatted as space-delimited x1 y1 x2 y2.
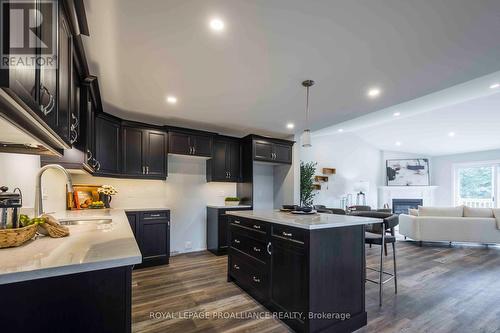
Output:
1 0 57 68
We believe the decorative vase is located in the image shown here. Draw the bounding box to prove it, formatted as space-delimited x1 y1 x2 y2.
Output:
99 193 112 208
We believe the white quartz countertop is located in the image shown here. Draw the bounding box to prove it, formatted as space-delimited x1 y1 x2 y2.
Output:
0 209 142 285
207 205 252 209
227 210 383 230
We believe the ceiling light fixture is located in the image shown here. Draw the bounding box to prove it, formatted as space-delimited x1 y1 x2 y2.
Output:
448 131 456 137
395 141 402 146
286 123 295 129
166 96 177 104
367 87 381 98
209 18 225 31
338 128 344 133
490 83 500 89
301 80 315 148
393 112 401 116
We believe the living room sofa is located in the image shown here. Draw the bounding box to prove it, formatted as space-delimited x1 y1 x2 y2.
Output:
399 206 500 244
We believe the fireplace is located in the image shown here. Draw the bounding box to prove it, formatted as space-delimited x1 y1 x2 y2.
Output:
392 199 423 214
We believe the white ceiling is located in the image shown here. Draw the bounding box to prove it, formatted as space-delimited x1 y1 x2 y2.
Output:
82 0 500 138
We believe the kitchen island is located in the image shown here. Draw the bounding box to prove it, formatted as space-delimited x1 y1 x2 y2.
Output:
226 210 382 333
0 209 142 333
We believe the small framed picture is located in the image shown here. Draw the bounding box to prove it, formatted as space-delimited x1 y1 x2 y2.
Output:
67 184 101 210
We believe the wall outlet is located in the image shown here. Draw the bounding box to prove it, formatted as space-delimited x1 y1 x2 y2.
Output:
185 241 192 250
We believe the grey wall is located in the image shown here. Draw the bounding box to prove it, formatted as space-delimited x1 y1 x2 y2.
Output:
432 149 500 206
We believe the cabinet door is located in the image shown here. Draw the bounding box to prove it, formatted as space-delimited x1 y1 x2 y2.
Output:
211 140 228 180
273 143 292 164
254 140 273 161
122 126 144 176
192 135 212 157
227 140 240 181
219 213 229 250
168 132 190 155
3 0 39 112
270 238 307 314
144 130 167 178
140 219 169 264
95 115 121 174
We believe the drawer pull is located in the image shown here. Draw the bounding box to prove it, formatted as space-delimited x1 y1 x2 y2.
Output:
267 242 272 255
253 224 261 229
252 276 261 283
234 220 241 224
149 214 161 217
253 247 261 252
282 232 292 237
233 264 240 270
234 239 241 244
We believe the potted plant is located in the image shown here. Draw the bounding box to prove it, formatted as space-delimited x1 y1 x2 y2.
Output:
300 161 317 208
97 185 118 208
225 197 241 206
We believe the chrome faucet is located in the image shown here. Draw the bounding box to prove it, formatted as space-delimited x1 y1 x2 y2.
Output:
34 164 74 217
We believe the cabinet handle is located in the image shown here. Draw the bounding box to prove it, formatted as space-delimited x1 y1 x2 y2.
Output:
234 239 240 244
86 150 93 162
233 220 240 224
149 214 161 217
252 276 261 283
95 161 101 171
233 264 240 270
253 246 261 252
39 84 55 116
282 232 292 237
146 166 149 174
70 114 79 144
267 242 271 255
253 224 261 230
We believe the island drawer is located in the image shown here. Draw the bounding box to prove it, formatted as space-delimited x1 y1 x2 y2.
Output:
272 224 306 244
230 251 268 302
228 216 268 233
230 225 268 263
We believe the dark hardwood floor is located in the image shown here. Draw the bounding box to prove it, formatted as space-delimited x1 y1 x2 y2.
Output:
132 241 500 333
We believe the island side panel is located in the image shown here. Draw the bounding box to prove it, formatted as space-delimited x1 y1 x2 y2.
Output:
308 225 367 333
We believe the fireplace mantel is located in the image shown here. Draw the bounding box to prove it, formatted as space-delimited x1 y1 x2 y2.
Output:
378 186 438 209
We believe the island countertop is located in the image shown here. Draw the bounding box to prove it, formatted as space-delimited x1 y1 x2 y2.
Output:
227 209 382 230
0 209 142 285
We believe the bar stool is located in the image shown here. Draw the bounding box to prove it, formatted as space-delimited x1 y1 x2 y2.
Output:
351 212 398 306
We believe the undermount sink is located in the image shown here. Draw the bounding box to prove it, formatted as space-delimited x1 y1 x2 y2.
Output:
59 219 113 226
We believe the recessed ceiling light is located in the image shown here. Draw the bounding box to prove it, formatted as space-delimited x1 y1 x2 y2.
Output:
490 83 500 89
286 123 295 129
393 112 401 117
448 131 456 137
166 96 177 104
367 87 381 98
209 18 225 31
395 141 402 146
338 128 344 133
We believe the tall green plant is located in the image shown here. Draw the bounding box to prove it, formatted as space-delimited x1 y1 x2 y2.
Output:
300 161 317 207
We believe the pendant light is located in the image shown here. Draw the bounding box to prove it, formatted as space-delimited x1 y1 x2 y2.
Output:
301 79 315 147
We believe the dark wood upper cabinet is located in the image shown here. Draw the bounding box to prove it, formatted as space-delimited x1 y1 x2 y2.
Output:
122 126 167 179
168 131 212 157
207 137 241 182
95 114 121 175
145 130 167 177
252 138 293 164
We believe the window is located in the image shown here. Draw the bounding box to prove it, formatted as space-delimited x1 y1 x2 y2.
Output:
453 162 500 208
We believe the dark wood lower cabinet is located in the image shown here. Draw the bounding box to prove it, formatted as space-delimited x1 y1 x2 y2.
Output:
0 266 133 333
206 206 251 255
126 210 170 268
227 216 367 333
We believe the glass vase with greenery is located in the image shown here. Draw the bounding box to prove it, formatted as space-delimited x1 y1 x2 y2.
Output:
300 161 317 207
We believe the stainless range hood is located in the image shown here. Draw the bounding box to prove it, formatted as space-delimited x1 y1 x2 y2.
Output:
0 88 69 156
